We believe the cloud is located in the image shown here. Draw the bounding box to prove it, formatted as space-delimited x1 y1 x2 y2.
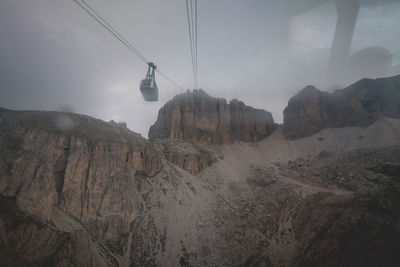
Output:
0 0 399 136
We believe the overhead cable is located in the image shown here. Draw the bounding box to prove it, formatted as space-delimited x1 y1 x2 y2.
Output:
72 0 184 90
185 0 198 89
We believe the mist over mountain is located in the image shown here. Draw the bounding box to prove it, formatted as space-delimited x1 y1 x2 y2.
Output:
1 0 400 136
1 75 400 266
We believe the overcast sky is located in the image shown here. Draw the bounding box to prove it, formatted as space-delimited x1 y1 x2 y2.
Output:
1 0 399 137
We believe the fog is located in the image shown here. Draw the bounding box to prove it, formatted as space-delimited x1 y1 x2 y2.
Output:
1 0 399 137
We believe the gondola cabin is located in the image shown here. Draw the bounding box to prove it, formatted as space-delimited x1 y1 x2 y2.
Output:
140 62 159 101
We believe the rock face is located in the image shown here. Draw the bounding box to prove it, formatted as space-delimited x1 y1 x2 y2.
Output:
0 109 163 266
283 74 400 139
1 75 400 267
155 139 221 175
149 89 276 145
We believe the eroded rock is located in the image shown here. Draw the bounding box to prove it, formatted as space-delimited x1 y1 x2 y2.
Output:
283 74 400 139
149 89 276 145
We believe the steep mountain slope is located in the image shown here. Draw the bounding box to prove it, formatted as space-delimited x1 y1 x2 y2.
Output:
1 75 400 266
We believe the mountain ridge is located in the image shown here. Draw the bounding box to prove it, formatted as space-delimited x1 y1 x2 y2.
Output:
1 74 400 266
149 89 276 145
283 74 400 139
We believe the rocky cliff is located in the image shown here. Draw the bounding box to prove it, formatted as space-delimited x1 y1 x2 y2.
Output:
149 89 276 145
1 75 400 266
0 109 163 266
283 74 400 139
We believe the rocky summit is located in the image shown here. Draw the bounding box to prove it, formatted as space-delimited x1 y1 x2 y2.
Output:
149 89 276 145
283 74 400 139
1 75 400 266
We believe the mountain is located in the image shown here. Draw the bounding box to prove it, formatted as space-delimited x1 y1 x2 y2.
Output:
283 74 400 139
1 75 400 266
149 89 276 145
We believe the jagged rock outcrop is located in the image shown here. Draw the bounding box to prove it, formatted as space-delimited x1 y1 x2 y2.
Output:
283 74 400 139
155 139 221 175
0 196 118 267
149 89 276 145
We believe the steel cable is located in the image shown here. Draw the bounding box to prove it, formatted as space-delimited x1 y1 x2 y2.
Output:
72 0 184 90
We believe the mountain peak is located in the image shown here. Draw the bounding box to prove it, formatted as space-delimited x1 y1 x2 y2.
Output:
283 74 400 139
149 90 276 145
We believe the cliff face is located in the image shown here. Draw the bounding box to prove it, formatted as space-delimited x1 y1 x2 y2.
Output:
155 139 221 175
148 89 276 145
1 75 400 267
283 74 400 139
0 109 164 266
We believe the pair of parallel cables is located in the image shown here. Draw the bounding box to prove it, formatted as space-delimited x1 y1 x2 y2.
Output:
72 0 185 90
185 0 199 89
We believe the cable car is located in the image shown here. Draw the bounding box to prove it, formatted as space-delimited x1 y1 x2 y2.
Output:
140 62 159 101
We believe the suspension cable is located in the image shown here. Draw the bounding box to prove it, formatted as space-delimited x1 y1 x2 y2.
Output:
186 0 195 89
72 0 184 90
195 0 198 89
185 0 198 89
157 70 185 91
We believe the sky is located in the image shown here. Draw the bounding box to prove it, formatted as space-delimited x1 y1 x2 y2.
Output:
0 0 399 137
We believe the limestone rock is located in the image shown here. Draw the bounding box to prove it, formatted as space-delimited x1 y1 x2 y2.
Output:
149 89 276 145
1 76 400 266
0 196 118 267
283 74 400 139
156 139 220 175
0 109 162 257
